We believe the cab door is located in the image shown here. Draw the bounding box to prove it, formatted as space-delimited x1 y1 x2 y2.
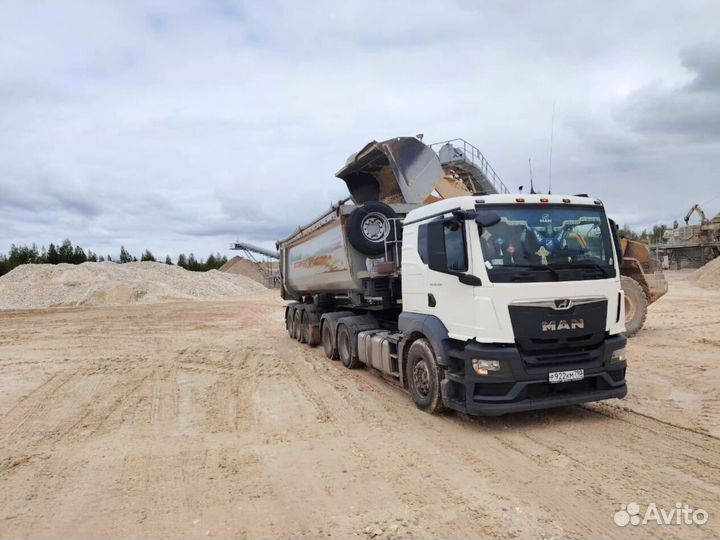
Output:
424 218 478 340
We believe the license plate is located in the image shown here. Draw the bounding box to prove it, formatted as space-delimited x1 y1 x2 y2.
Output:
548 369 584 384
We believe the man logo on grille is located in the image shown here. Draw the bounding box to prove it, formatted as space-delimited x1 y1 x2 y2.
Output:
554 299 571 309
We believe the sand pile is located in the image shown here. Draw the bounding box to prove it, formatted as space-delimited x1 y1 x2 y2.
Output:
0 261 266 309
219 256 273 286
689 256 720 290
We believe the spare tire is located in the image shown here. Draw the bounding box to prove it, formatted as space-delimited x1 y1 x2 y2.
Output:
347 201 398 256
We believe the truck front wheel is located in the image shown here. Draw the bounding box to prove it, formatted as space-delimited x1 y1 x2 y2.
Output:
406 339 446 414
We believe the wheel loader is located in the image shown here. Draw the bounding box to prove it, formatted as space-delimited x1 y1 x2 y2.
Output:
618 238 668 335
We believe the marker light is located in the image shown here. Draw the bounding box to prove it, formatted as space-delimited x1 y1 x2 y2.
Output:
515 198 525 203
611 348 626 362
472 359 501 376
562 198 571 203
540 198 549 203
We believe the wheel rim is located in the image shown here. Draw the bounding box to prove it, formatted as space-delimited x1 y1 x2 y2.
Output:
412 358 431 397
361 212 389 242
625 296 635 322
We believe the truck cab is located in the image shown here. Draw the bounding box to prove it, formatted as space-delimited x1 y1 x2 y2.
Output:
399 194 627 415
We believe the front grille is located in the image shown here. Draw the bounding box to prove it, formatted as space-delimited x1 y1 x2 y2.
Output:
509 300 608 356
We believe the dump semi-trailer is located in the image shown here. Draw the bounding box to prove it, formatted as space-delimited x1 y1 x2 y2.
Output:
277 137 628 415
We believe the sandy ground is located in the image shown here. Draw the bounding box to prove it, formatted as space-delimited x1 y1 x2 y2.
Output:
0 272 718 539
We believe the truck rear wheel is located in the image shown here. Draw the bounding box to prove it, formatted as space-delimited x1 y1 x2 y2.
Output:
286 308 295 338
621 276 647 337
406 339 446 414
294 310 306 343
301 312 314 346
322 322 338 360
337 324 361 369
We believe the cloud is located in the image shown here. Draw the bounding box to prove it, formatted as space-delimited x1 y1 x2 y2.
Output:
620 46 720 142
1 0 720 257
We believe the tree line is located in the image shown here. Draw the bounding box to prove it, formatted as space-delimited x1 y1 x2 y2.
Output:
618 223 669 244
0 239 228 277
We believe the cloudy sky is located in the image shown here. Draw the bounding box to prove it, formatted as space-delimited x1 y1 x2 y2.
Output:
2 1 719 260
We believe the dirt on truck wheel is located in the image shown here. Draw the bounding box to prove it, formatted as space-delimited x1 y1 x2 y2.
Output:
406 339 446 414
621 275 648 336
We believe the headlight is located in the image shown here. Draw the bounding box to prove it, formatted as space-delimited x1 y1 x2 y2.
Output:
611 347 626 362
472 359 501 376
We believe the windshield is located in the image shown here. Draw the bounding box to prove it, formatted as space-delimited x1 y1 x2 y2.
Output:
478 204 617 283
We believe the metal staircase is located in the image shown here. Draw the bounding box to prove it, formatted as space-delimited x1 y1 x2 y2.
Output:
429 138 510 195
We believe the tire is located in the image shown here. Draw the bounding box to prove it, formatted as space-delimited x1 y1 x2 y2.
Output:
286 308 295 338
347 201 398 256
294 310 305 342
336 324 361 369
406 339 446 414
301 312 312 345
621 276 648 337
321 322 338 360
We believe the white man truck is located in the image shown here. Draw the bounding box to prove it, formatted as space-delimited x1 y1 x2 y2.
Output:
277 137 627 415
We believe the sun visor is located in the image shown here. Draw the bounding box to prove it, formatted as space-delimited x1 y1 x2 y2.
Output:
335 137 443 204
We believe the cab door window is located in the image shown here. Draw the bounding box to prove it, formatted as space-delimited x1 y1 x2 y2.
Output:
425 219 468 274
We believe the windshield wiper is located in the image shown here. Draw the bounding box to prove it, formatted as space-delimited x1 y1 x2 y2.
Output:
508 264 561 281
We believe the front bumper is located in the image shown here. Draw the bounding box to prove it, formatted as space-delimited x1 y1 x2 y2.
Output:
440 334 627 416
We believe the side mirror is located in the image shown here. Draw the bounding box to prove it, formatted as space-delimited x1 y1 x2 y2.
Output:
475 210 501 228
608 218 623 266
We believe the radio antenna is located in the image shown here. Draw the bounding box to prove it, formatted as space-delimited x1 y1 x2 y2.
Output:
529 158 536 194
548 101 555 194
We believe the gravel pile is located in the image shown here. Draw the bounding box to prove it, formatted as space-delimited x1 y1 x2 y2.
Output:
219 256 268 286
0 261 266 309
690 256 720 290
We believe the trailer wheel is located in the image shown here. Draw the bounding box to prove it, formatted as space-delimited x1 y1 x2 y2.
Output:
337 324 361 369
621 276 647 337
322 322 338 360
347 202 398 256
286 308 295 338
406 339 446 414
294 310 306 343
301 312 314 346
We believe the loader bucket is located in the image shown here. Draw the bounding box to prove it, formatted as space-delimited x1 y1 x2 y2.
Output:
336 137 443 205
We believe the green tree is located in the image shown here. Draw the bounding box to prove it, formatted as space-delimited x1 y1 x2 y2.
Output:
47 243 60 264
177 253 187 268
164 255 173 265
119 246 133 263
141 249 156 262
187 253 199 271
205 253 217 270
58 239 73 263
618 225 639 240
72 245 87 264
99 255 105 262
